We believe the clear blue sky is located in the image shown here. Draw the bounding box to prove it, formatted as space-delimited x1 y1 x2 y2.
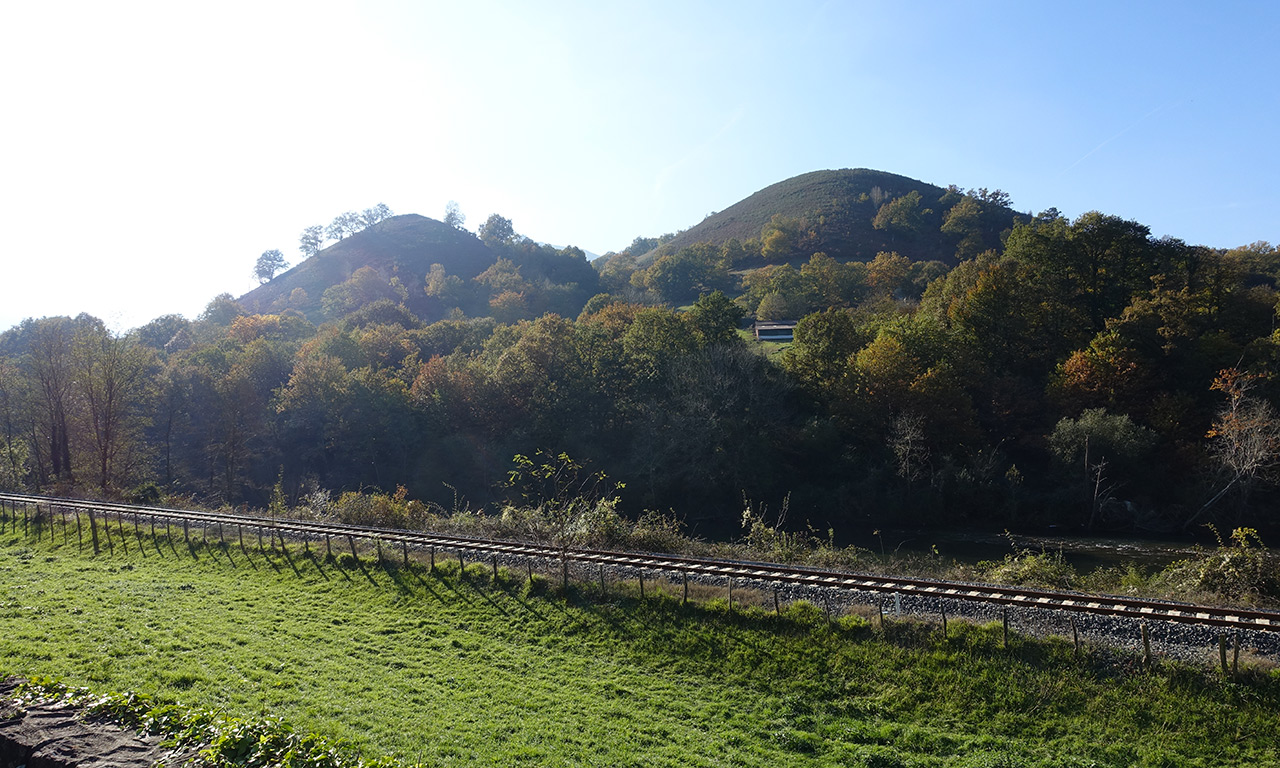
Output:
1 0 1276 332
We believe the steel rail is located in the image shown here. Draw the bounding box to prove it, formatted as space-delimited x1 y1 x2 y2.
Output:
3 492 1278 633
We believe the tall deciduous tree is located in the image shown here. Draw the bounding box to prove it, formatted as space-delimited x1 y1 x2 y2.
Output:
326 211 362 241
872 191 923 237
361 203 392 228
1192 369 1280 525
299 225 325 258
74 317 152 491
25 317 76 483
444 201 466 230
253 249 288 284
479 214 515 249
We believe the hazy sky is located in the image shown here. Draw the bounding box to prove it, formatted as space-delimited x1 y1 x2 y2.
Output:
1 1 1276 332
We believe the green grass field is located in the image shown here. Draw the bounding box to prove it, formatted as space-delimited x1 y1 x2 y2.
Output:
1 516 1279 767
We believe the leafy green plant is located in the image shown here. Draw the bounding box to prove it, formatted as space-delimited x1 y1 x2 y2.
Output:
978 534 1076 589
13 677 397 768
1158 526 1280 601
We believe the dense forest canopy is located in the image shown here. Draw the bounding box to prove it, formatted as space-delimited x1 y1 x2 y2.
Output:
2 170 1278 538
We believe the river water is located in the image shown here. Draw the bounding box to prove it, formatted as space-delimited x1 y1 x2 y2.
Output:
851 528 1220 573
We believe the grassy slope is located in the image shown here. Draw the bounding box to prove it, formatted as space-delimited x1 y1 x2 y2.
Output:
1 522 1279 767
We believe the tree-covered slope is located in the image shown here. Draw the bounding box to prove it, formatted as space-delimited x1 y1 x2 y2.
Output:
238 214 497 323
640 168 1018 266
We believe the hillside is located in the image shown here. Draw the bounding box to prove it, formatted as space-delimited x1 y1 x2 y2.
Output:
639 168 1019 266
238 214 496 322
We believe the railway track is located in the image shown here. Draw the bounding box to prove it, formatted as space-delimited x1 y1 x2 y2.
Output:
2 492 1278 635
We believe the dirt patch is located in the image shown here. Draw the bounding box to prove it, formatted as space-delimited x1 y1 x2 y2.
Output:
0 678 186 768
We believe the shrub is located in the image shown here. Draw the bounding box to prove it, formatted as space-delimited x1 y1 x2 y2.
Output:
978 543 1076 590
1158 527 1280 602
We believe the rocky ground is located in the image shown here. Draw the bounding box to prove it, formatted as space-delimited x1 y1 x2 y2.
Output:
0 678 190 768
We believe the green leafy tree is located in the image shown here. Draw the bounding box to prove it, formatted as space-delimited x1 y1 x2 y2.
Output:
866 251 912 298
872 190 923 237
25 317 77 482
326 211 362 241
443 201 466 230
686 291 744 345
799 253 867 309
73 317 154 491
1049 407 1156 528
0 436 27 491
504 450 623 586
360 203 392 228
253 249 288 284
321 267 409 318
634 243 730 304
1006 211 1159 334
941 195 984 259
479 214 515 249
424 263 466 306
755 292 792 321
781 309 865 392
298 225 325 258
760 214 805 262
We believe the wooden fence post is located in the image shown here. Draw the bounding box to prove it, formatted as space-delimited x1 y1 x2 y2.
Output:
774 588 780 616
1141 623 1152 667
75 509 83 550
728 577 734 611
403 541 409 567
1219 633 1229 678
1071 615 1080 655
1232 630 1240 679
348 535 359 563
1002 607 1009 649
88 509 100 555
941 604 947 638
639 573 645 599
682 572 688 605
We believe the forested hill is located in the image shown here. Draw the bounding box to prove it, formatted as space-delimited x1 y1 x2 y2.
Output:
3 167 1279 540
238 214 497 324
635 168 1018 266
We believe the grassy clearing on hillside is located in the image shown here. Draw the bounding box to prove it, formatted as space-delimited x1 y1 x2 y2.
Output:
1 518 1279 767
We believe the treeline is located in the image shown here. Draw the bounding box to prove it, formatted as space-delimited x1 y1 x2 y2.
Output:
1 202 1278 536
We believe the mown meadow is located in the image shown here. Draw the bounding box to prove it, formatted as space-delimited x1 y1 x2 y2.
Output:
2 518 1279 767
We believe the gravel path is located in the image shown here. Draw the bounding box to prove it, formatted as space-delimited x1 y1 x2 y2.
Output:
505 550 1280 668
